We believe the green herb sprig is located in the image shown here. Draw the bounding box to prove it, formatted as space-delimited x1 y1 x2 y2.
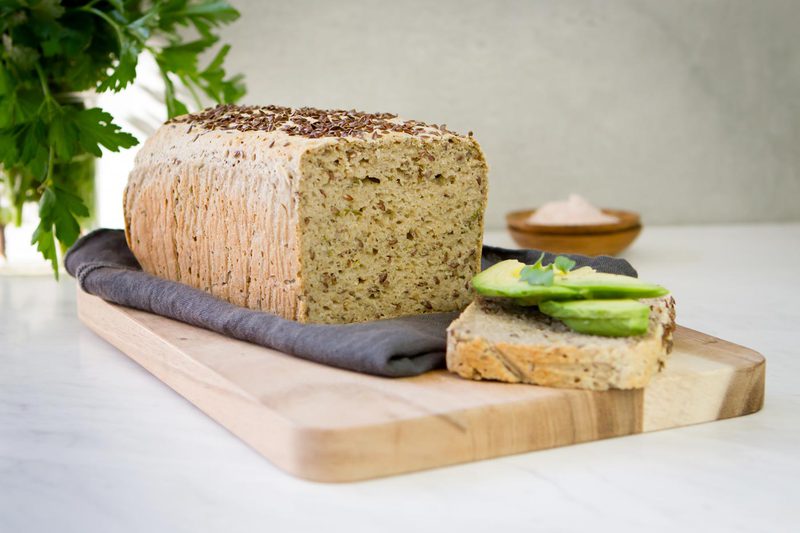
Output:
0 0 245 275
519 254 577 286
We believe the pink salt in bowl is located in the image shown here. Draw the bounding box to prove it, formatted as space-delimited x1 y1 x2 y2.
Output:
505 208 642 256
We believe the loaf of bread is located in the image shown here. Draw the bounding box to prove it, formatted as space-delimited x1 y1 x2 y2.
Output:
446 296 676 390
124 105 488 323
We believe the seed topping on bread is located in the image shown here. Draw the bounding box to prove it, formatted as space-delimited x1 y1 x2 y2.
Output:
168 104 459 139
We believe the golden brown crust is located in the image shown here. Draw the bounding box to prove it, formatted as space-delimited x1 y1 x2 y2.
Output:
660 296 677 353
124 123 308 320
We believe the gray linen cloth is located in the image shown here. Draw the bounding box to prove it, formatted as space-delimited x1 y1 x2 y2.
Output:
66 229 637 377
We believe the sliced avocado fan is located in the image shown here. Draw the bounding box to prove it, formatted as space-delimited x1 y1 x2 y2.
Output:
470 256 670 337
472 259 669 304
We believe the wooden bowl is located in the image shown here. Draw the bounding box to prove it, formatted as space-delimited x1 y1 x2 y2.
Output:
506 208 642 256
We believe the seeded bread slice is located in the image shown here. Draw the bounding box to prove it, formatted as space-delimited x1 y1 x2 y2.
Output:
446 296 676 391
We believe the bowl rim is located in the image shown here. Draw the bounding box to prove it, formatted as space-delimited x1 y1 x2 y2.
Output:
506 208 641 235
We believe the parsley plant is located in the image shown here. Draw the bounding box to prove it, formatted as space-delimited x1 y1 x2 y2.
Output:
0 0 245 276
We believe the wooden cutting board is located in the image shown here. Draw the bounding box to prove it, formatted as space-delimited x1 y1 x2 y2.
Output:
77 288 765 482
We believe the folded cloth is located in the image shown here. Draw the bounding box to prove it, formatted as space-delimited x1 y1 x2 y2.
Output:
65 229 637 377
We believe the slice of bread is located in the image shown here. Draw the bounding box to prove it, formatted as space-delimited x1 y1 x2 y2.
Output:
446 296 676 390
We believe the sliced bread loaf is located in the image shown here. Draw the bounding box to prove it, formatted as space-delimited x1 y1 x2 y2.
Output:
124 105 488 323
446 296 676 390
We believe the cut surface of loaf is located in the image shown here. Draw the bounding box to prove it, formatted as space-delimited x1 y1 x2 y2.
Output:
124 105 488 323
446 296 677 390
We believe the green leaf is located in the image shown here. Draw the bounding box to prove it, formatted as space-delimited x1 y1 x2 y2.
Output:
41 37 61 57
179 0 240 23
197 44 245 102
106 0 126 12
554 256 577 273
4 39 40 70
55 18 93 57
71 107 138 156
0 96 17 128
519 253 561 286
48 109 79 160
31 218 59 276
91 5 159 92
53 184 90 220
95 33 142 92
15 88 43 121
520 265 555 286
128 9 161 41
157 37 217 74
0 130 18 166
31 184 91 277
19 121 49 179
29 0 66 20
159 0 240 36
0 64 11 95
47 184 89 247
0 87 45 128
160 71 189 118
166 92 190 118
221 73 245 102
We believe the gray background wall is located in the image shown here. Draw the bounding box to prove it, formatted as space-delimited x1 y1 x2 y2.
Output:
219 0 799 228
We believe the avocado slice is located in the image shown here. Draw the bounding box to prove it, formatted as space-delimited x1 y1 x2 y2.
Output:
559 317 650 337
472 260 669 304
538 298 650 319
539 299 650 337
557 271 669 299
471 260 581 303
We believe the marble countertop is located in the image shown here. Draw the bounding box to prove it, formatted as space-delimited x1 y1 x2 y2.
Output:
2 224 799 533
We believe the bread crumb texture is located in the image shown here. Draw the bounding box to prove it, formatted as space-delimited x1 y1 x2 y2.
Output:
446 296 676 391
124 105 488 323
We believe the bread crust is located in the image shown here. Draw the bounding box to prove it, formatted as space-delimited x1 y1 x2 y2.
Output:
446 297 676 391
125 123 313 320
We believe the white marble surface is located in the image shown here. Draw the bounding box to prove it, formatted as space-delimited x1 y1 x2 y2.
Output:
2 225 799 533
